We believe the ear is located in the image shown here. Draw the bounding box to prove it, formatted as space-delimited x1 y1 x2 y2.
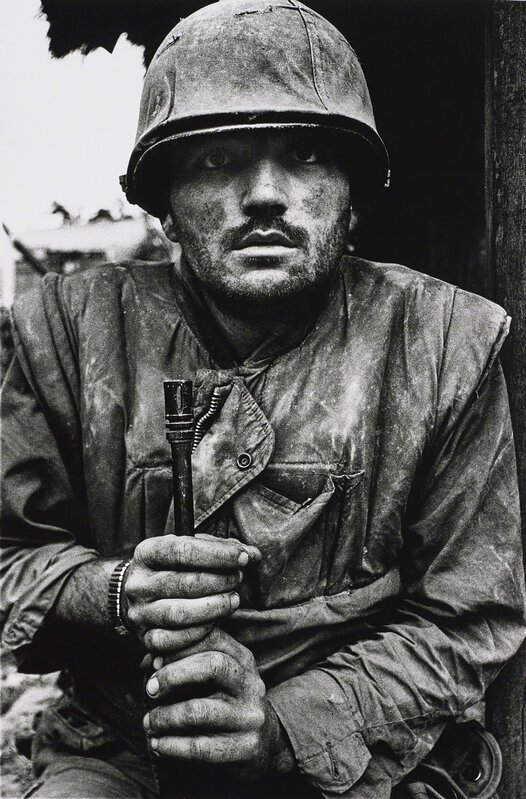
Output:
347 206 360 237
345 206 361 254
161 213 178 243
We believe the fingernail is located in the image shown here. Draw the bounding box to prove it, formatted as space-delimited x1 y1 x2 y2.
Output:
238 551 249 566
150 738 159 753
146 677 159 697
230 592 240 611
143 713 150 731
153 656 163 670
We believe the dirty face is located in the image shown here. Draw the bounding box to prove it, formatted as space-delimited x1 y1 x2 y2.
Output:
165 130 351 311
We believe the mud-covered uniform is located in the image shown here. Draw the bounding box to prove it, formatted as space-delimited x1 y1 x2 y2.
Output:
2 257 525 798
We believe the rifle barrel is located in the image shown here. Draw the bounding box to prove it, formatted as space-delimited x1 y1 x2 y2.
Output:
164 380 194 537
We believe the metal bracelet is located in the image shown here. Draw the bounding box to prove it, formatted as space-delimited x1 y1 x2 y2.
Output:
107 560 131 636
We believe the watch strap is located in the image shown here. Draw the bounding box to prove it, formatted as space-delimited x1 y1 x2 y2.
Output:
107 560 131 636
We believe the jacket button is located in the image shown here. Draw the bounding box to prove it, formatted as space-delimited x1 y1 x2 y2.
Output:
236 452 253 469
462 764 482 783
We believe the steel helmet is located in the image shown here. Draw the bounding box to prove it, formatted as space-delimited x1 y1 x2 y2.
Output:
122 0 389 217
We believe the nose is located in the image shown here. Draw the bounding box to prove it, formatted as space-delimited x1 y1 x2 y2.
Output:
241 157 288 218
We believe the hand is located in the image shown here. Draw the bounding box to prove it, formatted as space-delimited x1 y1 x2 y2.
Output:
123 535 261 651
143 627 295 779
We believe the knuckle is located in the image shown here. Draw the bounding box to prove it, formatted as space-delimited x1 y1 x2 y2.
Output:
149 706 166 730
175 538 193 567
253 676 266 700
177 571 201 598
126 605 140 627
190 738 208 760
185 699 205 727
147 629 166 650
167 603 184 626
208 651 228 680
123 568 144 600
161 629 178 650
169 599 200 628
182 625 204 645
134 539 150 563
174 572 191 598
240 646 256 669
208 626 222 647
251 707 266 731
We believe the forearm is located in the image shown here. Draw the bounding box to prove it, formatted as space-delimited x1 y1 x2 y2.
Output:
25 557 142 669
267 592 526 794
49 556 121 631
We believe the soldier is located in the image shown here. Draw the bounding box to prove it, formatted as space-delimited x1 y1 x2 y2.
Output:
2 1 525 797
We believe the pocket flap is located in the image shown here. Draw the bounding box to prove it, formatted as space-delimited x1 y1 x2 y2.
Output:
232 476 336 606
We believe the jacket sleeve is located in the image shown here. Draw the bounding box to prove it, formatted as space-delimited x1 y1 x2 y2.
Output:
267 294 526 797
1 279 99 671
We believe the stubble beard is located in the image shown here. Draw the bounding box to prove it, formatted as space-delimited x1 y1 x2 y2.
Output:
172 206 350 320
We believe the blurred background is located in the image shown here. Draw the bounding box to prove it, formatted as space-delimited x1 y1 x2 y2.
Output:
0 1 174 310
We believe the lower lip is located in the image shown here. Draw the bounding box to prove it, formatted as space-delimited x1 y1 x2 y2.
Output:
235 245 295 257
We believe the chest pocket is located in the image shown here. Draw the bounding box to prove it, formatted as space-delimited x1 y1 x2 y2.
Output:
231 467 365 608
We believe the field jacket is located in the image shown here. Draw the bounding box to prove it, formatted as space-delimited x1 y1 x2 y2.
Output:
2 256 525 798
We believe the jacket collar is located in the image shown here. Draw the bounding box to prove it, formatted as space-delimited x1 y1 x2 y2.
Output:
170 252 342 372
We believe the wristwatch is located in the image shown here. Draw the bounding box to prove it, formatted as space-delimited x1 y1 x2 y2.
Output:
107 560 131 636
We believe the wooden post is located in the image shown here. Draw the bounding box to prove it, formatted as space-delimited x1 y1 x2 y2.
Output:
485 3 526 795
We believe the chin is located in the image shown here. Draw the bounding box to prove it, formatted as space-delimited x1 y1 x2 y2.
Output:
211 272 330 311
241 269 294 294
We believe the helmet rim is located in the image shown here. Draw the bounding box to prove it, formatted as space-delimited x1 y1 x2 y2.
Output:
125 115 390 218
124 0 390 216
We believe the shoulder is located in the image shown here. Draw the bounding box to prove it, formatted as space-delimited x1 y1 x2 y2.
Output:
54 259 175 310
342 256 510 416
14 260 176 338
342 255 509 349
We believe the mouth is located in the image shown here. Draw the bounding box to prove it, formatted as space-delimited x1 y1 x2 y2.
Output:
234 230 297 258
235 230 296 249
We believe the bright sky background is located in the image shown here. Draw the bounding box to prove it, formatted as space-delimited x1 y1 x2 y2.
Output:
0 0 145 302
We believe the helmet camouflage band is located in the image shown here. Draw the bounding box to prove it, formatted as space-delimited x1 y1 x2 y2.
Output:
122 0 390 217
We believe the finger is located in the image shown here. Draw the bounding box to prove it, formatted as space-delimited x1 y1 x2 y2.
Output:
146 651 243 699
138 569 243 601
145 697 257 734
141 652 155 672
150 733 255 763
132 592 240 630
153 627 256 671
135 536 260 571
195 535 262 564
143 624 214 653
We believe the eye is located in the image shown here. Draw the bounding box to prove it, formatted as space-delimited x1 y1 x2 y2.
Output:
291 145 320 164
201 149 230 169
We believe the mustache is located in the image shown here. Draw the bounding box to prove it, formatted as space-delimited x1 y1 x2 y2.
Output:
222 218 309 250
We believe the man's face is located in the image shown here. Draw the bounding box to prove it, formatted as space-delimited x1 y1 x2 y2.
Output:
165 130 351 311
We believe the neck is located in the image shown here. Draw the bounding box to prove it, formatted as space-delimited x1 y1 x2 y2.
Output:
201 288 327 361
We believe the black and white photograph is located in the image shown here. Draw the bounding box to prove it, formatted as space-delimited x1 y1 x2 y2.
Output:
1 2 525 798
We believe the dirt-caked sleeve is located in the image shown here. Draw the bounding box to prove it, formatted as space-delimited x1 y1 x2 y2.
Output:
267 292 526 797
1 277 99 670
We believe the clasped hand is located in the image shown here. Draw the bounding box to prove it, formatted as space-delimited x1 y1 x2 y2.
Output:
121 535 286 777
145 626 281 778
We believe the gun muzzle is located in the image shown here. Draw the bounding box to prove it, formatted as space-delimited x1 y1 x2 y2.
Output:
164 380 194 537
